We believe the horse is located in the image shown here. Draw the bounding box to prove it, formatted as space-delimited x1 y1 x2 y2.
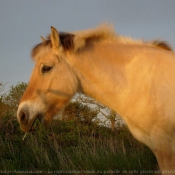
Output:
17 24 175 173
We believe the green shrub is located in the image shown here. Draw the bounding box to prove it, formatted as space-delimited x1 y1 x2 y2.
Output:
0 116 158 175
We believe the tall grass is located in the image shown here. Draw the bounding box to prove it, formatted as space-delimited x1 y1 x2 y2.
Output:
0 116 158 175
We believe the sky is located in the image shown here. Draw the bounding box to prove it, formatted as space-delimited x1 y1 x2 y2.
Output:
1 0 175 93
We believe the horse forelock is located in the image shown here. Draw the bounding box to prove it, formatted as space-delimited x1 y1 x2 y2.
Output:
31 32 75 61
31 24 173 61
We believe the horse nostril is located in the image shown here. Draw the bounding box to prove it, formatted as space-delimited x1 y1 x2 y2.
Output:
19 111 29 125
20 112 25 121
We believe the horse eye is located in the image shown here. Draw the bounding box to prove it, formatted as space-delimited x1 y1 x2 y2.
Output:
41 66 53 74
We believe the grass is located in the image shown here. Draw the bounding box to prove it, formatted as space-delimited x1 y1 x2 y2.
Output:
0 115 158 175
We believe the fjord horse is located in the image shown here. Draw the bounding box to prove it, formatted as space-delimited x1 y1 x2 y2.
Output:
17 24 175 173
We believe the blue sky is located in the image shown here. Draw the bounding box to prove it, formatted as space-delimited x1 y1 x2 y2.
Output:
1 0 175 92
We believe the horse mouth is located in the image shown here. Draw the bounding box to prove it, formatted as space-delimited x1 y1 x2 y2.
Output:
30 115 43 131
20 114 44 132
22 115 44 140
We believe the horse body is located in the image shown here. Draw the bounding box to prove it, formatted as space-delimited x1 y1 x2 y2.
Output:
17 24 175 172
72 42 175 170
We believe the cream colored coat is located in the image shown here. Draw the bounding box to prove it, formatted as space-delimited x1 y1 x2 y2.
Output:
17 24 175 173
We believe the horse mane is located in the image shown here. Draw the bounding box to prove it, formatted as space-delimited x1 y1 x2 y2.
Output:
149 40 172 51
31 24 173 60
31 24 116 60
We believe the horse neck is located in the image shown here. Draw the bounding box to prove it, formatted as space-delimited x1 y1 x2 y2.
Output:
69 42 130 111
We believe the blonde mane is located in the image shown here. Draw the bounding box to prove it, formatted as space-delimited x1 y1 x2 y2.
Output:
31 24 172 60
73 24 116 51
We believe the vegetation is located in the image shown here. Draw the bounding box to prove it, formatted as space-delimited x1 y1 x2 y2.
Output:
0 82 27 117
0 83 158 175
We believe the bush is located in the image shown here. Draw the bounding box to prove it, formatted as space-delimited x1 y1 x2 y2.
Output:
0 116 158 174
0 82 27 116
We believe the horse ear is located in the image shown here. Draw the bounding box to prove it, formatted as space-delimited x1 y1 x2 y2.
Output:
40 36 46 42
51 26 61 49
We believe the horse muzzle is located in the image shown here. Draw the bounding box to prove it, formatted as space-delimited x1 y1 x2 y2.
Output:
17 101 44 132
